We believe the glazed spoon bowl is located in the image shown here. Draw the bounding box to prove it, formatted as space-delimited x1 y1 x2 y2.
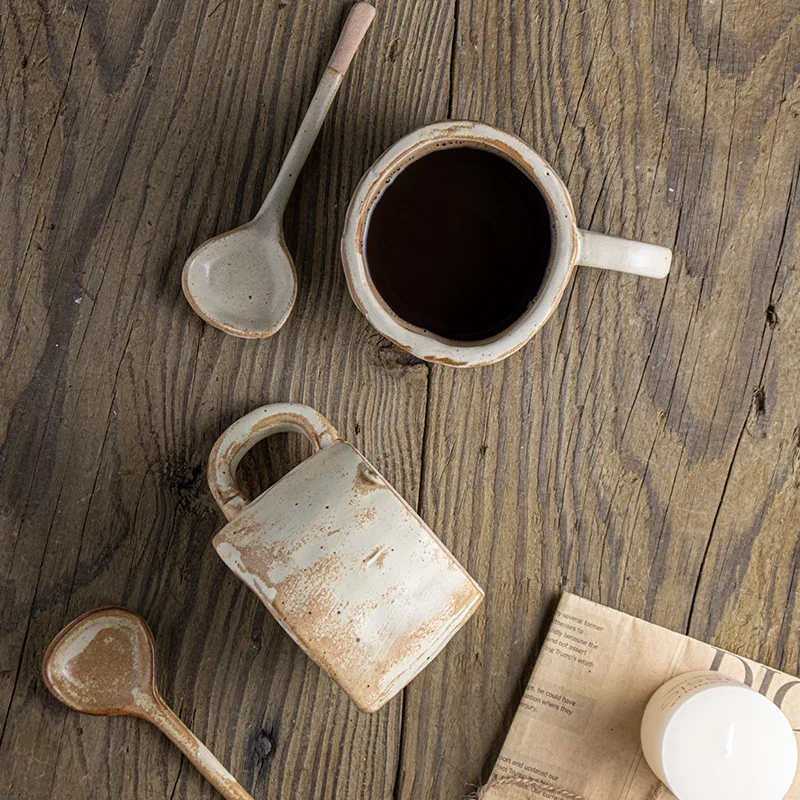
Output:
183 218 295 337
182 2 376 338
42 607 254 800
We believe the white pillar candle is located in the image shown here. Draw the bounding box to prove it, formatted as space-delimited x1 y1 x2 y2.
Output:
641 670 797 800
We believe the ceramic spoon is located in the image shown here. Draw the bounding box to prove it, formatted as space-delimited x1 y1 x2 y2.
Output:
182 2 376 338
42 607 255 800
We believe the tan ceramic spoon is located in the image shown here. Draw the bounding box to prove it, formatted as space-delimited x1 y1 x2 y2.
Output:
42 607 255 800
182 2 376 338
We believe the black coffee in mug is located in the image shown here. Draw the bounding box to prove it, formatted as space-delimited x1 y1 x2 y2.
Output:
365 146 553 342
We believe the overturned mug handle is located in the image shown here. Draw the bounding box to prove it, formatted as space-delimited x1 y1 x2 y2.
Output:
208 403 340 521
576 229 672 279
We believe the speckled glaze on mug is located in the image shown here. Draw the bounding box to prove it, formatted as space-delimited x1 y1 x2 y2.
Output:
208 403 484 713
341 120 672 367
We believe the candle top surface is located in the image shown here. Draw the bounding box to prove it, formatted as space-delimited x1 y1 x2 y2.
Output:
662 684 797 800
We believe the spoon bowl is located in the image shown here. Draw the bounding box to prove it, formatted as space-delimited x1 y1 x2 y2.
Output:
182 220 296 338
42 607 155 717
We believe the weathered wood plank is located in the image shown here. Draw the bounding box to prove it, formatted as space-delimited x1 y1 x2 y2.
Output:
395 1 800 798
0 1 452 797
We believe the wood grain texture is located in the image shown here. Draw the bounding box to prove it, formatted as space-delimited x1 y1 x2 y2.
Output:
394 0 800 798
0 0 446 797
1 0 798 799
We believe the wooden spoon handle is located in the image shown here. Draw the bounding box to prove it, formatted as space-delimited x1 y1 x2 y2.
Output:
328 3 376 75
147 696 255 800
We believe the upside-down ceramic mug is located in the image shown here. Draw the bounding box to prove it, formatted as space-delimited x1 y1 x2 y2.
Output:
208 403 484 712
341 121 672 367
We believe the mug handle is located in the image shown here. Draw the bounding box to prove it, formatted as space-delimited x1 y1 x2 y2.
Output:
576 229 672 279
208 404 340 521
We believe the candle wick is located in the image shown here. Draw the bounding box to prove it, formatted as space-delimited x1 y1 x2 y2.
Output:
724 722 736 758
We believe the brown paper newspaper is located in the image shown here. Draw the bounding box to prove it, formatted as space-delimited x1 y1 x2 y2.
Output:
482 593 800 800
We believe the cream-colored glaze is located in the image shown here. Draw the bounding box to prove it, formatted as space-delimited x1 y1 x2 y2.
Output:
42 608 255 800
209 404 484 713
183 219 297 338
340 120 673 367
182 3 375 338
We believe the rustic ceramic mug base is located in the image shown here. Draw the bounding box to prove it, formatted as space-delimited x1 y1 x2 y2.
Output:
209 403 484 712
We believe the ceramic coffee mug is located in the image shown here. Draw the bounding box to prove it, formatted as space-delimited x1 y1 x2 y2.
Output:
341 120 672 367
208 403 484 712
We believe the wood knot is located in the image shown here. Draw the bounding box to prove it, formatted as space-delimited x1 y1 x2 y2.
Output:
387 38 402 62
745 386 766 435
163 459 206 509
766 304 779 328
752 386 766 415
374 341 424 370
253 729 273 760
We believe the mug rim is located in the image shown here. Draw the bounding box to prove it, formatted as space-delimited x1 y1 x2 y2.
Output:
341 120 579 367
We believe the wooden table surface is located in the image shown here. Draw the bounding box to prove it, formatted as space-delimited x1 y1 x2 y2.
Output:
2 0 799 797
